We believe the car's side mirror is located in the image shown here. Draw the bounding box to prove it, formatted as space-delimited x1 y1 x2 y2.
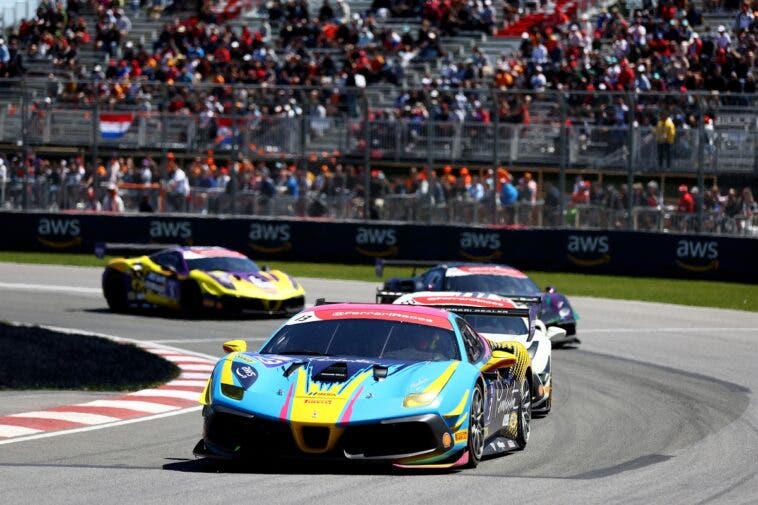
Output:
261 264 269 272
223 339 247 353
546 326 567 342
544 286 555 293
482 350 517 373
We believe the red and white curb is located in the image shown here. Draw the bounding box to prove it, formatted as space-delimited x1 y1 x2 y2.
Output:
0 324 219 444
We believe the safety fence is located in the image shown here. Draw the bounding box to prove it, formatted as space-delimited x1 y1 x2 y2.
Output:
2 179 755 237
0 81 757 175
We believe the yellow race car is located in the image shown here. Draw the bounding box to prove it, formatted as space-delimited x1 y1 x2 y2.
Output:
102 246 305 316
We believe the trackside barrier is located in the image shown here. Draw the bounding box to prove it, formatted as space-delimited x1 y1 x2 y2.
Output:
2 211 757 283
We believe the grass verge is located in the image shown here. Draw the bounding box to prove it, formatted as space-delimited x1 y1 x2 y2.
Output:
0 322 180 390
0 251 755 312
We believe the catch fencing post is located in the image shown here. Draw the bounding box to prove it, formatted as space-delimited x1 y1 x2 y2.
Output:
626 92 636 230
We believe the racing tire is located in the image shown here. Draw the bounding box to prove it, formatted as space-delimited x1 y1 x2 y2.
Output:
515 377 532 450
465 384 485 468
103 271 128 313
180 281 204 317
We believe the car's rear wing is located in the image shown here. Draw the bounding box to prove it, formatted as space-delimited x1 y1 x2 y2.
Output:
495 294 542 306
405 304 538 342
375 289 409 303
374 259 447 277
419 305 531 318
94 242 178 259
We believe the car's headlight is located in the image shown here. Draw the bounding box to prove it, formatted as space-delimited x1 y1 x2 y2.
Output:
210 272 236 289
403 391 438 408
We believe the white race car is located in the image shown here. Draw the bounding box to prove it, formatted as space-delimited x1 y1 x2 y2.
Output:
391 291 564 416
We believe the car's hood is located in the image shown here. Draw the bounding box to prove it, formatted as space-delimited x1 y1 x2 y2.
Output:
199 269 302 298
209 353 466 424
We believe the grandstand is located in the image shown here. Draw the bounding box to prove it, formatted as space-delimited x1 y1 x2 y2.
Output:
0 0 755 234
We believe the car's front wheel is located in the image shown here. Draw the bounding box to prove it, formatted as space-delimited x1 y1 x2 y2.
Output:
181 281 204 317
103 271 128 312
465 384 485 468
515 377 532 450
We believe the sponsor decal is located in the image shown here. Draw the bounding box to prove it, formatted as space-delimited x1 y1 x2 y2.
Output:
149 220 192 242
315 307 453 330
458 231 502 261
249 355 298 368
232 362 258 389
566 234 610 267
675 239 719 272
355 227 398 257
454 430 468 443
249 223 293 254
37 218 82 249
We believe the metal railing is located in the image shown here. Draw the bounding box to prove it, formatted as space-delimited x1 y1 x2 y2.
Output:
2 179 756 237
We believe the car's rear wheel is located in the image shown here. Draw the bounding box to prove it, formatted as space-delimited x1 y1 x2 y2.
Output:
181 281 204 317
103 271 128 312
465 384 485 468
515 377 532 450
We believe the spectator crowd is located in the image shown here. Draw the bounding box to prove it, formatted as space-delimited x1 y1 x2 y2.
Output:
0 0 755 233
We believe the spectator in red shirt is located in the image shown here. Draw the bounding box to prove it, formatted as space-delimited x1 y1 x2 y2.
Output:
677 184 694 213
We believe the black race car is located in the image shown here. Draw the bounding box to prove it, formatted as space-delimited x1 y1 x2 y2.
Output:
376 261 579 346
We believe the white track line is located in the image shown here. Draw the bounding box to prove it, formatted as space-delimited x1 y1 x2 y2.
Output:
168 380 210 387
176 363 215 371
0 282 101 295
8 411 120 425
129 389 202 401
0 407 202 445
0 425 43 437
179 373 212 380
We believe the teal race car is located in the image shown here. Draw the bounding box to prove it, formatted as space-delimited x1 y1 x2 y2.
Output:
194 303 533 469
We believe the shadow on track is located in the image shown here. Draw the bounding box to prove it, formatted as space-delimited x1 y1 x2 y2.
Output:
162 457 459 476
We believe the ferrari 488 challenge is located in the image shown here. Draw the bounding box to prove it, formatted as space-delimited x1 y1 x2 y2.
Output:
391 291 559 416
194 303 533 468
376 261 579 345
102 246 305 315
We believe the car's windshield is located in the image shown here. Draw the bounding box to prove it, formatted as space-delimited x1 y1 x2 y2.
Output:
445 275 540 295
185 257 259 272
461 314 528 336
261 319 460 362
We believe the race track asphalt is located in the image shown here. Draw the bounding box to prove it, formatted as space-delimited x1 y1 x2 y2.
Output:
0 263 756 505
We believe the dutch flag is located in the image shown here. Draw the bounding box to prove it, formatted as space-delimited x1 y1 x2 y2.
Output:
100 113 134 139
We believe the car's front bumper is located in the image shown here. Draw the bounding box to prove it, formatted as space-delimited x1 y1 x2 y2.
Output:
196 404 459 465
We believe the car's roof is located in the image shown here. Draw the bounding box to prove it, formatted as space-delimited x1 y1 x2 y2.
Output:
394 292 520 308
298 303 454 330
443 264 528 279
178 246 247 260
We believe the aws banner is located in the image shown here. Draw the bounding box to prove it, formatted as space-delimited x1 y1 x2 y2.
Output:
0 211 756 282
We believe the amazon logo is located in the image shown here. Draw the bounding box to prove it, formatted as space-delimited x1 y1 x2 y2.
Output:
355 227 397 257
567 234 610 267
249 223 292 254
458 231 502 261
149 220 193 244
675 239 719 272
37 218 82 249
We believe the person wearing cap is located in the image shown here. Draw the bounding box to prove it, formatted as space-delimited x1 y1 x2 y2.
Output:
654 112 676 169
102 182 124 213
